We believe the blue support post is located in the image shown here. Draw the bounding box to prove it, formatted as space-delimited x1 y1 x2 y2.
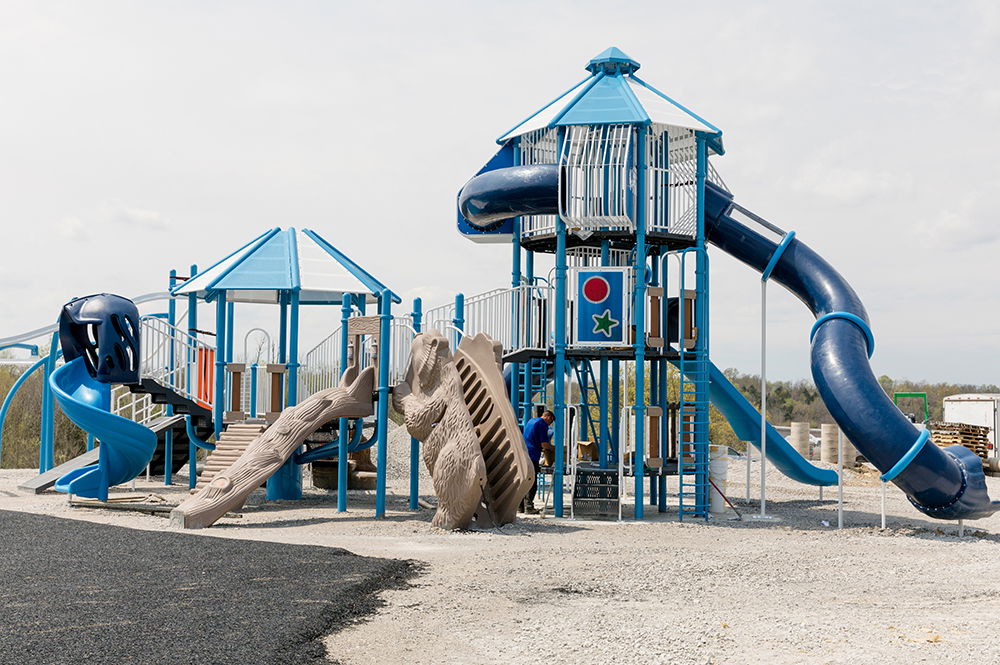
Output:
187 263 199 489
553 128 567 518
453 293 465 342
40 330 59 473
337 293 351 512
267 289 302 500
695 134 711 517
249 364 258 419
375 290 392 518
87 434 95 452
611 359 620 467
165 269 177 485
213 292 227 441
633 126 648 520
521 250 535 426
510 215 521 429
409 298 422 511
226 301 235 362
599 240 610 468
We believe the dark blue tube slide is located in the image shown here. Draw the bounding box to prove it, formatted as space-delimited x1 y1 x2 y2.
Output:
458 166 999 520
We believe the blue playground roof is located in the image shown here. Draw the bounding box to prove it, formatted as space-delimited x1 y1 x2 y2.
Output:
498 47 723 153
172 228 400 305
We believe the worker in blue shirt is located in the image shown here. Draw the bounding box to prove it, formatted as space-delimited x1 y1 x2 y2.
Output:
520 410 554 514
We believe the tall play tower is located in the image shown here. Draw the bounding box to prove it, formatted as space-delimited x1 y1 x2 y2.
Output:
455 47 728 519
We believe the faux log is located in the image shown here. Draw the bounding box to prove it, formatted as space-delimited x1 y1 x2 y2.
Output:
171 364 375 529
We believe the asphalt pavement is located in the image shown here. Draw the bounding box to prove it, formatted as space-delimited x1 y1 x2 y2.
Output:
0 510 416 665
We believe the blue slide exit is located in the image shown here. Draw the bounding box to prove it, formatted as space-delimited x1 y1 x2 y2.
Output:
702 361 836 486
49 357 157 500
458 165 999 520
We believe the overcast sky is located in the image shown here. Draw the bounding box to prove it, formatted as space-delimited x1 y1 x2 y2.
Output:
1 1 997 383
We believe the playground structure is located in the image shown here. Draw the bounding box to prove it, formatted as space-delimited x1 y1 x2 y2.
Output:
0 47 997 526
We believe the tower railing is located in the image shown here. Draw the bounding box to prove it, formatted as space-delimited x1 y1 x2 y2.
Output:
139 316 216 406
297 314 414 400
424 285 553 354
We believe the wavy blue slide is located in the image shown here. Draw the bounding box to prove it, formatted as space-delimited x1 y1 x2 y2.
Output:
459 165 999 520
50 357 157 500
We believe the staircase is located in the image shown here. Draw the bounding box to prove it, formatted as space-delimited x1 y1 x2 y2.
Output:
572 360 611 447
194 422 268 492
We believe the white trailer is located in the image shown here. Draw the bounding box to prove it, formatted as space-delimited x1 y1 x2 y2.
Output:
943 394 1000 450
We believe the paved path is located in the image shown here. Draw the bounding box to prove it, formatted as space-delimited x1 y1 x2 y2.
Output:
0 510 415 665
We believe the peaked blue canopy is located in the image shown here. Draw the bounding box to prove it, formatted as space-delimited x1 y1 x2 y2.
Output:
498 46 723 153
172 227 400 305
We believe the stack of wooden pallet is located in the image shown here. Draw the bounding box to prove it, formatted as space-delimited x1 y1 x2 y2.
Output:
929 421 992 460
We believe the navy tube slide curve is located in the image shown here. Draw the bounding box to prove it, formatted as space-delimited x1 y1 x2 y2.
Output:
458 165 999 520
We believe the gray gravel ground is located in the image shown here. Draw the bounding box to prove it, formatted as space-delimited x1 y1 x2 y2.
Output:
0 509 416 665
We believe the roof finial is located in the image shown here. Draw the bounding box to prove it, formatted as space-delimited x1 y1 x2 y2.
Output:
586 47 640 75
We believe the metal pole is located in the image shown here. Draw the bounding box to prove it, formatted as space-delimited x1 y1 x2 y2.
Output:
758 280 767 513
409 298 422 511
880 481 887 529
187 264 198 490
337 293 351 513
745 440 752 503
375 290 392 518
838 429 844 529
958 519 964 537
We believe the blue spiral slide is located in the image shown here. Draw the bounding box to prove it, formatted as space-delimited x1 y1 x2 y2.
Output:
49 357 157 500
459 166 999 520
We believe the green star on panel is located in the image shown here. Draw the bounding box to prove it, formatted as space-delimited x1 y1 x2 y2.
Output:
592 309 619 337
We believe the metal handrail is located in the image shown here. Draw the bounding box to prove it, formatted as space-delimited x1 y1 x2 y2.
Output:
140 316 215 404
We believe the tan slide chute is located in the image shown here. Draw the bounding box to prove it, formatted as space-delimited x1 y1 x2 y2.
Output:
171 365 375 529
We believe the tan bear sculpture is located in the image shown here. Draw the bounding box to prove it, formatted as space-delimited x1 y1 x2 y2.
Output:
394 330 534 530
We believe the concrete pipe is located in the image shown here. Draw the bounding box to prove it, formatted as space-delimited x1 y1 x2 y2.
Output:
790 422 811 459
820 423 839 465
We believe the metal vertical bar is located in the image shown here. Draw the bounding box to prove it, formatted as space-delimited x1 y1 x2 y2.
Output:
838 428 844 529
375 290 392 518
553 130 568 518
337 293 351 513
759 280 768 517
510 212 521 423
695 134 710 519
249 364 258 419
266 289 303 502
599 240 610 467
40 331 59 473
165 269 177 485
633 126 648 520
187 264 198 490
226 301 235 362
287 290 300 407
213 292 227 441
409 298 422 511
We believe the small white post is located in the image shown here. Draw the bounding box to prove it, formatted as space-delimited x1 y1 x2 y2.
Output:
759 280 767 518
837 429 844 530
958 519 965 537
819 485 824 502
880 481 887 529
745 440 752 503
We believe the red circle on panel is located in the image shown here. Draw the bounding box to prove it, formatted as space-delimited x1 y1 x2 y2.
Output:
582 276 610 304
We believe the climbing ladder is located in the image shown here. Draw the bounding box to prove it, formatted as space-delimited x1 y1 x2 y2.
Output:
517 356 553 424
676 248 710 520
572 360 610 448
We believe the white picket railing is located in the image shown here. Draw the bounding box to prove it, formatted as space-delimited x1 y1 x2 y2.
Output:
298 315 416 400
423 285 553 355
111 384 163 427
139 316 216 406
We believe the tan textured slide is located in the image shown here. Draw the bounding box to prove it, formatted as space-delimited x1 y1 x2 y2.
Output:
171 365 375 529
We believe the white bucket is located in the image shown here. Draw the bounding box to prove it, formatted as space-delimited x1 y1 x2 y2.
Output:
709 444 728 514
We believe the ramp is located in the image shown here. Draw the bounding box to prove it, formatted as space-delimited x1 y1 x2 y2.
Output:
18 448 101 494
171 365 375 528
